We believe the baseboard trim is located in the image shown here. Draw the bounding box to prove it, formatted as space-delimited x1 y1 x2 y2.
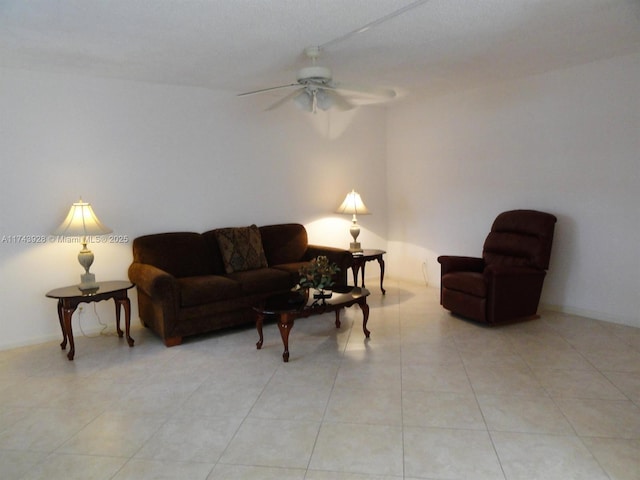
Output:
0 324 111 352
540 302 639 328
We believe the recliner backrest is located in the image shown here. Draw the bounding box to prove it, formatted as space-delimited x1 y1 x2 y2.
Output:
482 210 557 270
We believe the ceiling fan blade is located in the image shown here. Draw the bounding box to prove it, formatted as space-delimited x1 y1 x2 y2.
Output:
323 89 355 111
329 82 397 102
264 88 305 111
237 83 299 97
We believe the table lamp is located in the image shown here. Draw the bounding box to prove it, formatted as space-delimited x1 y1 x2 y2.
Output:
53 198 112 291
336 189 370 253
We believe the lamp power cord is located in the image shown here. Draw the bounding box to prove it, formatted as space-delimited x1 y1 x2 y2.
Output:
77 303 117 338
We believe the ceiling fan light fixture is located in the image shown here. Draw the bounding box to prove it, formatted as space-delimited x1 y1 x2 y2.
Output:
294 89 313 112
293 87 332 114
315 89 333 111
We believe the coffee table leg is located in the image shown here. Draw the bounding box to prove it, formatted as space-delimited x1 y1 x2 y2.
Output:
335 309 341 329
278 313 294 362
377 256 386 295
359 300 370 338
256 314 264 349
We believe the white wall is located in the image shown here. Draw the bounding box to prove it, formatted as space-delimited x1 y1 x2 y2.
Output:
2 50 638 351
0 67 388 349
386 52 640 327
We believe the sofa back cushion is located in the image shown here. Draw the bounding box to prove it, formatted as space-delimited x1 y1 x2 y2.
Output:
132 232 212 278
212 225 268 274
202 230 226 274
259 223 308 265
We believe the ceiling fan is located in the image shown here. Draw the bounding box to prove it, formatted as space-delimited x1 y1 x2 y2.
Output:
238 1 432 113
237 45 397 113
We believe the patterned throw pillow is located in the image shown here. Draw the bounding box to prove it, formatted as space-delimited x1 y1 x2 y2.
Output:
214 225 268 273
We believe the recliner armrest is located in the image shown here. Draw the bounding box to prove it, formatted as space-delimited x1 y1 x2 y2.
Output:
438 256 484 275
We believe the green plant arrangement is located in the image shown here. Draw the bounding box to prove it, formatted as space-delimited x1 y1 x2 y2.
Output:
298 255 340 298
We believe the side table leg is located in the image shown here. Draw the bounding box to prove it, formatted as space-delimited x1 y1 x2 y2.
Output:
359 300 370 338
335 308 342 329
277 313 294 362
115 298 124 337
361 263 367 288
57 299 67 350
124 297 134 347
114 297 135 347
62 305 76 360
256 313 264 349
123 297 134 347
377 256 386 294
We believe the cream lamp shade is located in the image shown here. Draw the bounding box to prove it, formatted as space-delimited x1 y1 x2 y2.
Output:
53 198 112 291
336 189 370 252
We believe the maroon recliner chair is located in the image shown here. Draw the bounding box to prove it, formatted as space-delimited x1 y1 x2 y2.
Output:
437 210 557 325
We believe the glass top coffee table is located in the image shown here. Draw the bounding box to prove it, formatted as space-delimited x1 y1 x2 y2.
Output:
253 286 370 362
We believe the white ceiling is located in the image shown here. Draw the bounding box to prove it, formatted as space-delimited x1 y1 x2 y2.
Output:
2 0 640 101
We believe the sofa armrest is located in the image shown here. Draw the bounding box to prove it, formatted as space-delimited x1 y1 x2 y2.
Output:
437 256 484 275
128 262 179 299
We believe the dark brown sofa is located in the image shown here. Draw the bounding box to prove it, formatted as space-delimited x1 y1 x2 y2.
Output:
128 223 352 346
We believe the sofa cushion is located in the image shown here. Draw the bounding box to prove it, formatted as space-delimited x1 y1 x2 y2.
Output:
132 232 213 278
214 225 268 274
177 276 242 307
259 223 308 265
226 268 291 295
201 230 228 275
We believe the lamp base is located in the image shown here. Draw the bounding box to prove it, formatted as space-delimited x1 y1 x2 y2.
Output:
349 219 363 253
78 272 98 292
349 242 363 253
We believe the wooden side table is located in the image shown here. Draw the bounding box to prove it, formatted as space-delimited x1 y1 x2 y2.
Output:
46 280 135 360
351 249 386 294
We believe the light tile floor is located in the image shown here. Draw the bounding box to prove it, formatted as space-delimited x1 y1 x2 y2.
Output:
1 281 639 479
